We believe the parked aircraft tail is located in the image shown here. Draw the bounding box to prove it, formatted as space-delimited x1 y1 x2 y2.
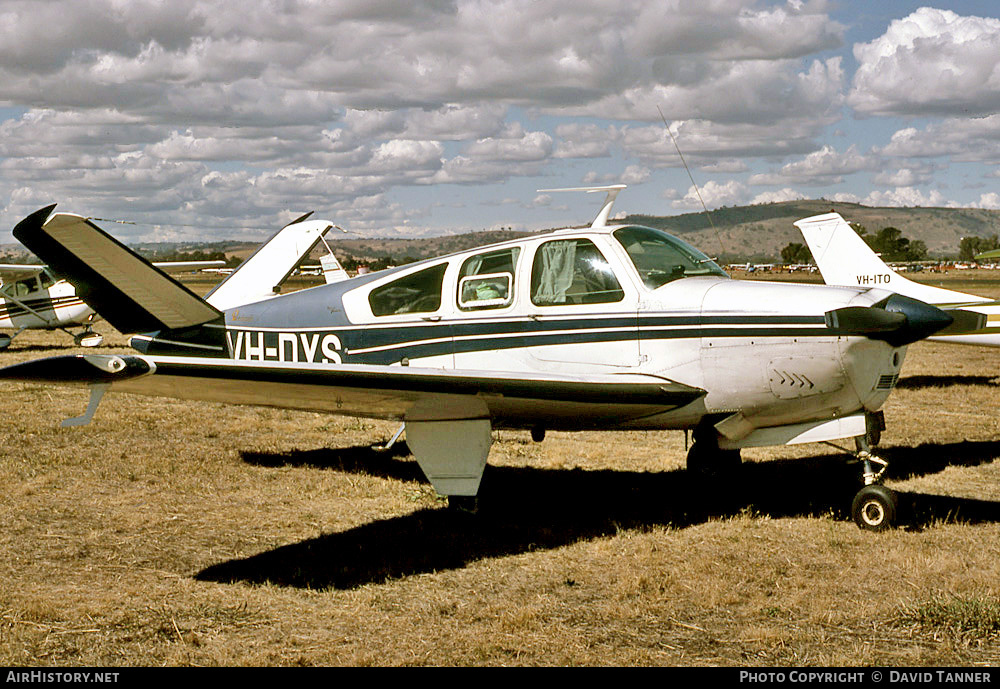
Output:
320 253 349 283
794 212 990 307
13 206 342 335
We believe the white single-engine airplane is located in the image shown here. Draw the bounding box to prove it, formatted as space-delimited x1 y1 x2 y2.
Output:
0 212 345 350
0 190 956 530
795 212 996 346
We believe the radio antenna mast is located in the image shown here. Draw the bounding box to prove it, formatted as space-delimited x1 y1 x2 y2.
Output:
657 106 726 258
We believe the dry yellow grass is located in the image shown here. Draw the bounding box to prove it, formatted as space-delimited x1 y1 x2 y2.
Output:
2 272 1000 666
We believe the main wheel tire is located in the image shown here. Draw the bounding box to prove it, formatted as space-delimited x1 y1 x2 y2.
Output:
686 442 741 478
852 484 897 532
74 332 104 347
448 495 479 514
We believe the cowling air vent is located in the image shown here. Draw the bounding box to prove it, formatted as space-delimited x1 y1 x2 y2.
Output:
875 373 899 391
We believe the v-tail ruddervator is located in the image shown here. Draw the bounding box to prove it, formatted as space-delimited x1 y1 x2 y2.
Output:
0 209 349 350
0 189 957 530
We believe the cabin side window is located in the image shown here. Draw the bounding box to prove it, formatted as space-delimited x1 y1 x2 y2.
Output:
368 264 448 316
457 247 519 310
530 238 624 306
12 277 37 297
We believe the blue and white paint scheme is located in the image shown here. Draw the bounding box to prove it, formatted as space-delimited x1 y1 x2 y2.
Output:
0 190 956 530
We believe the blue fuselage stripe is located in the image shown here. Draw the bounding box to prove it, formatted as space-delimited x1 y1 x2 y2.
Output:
145 313 835 364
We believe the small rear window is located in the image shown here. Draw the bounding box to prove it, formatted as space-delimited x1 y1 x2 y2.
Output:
368 264 447 316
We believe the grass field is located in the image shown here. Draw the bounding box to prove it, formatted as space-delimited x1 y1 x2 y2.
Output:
3 273 1000 666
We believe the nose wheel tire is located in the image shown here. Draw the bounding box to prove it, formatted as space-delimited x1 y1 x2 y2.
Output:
851 484 897 532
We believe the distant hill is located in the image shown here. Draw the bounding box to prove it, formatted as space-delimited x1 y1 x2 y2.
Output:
3 202 1000 265
622 200 1000 261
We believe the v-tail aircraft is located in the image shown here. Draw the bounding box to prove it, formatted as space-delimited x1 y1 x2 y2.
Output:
795 212 996 346
0 211 344 350
0 190 956 530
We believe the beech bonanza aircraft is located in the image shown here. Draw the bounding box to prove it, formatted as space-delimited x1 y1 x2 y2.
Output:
795 212 996 346
0 190 957 530
0 212 344 350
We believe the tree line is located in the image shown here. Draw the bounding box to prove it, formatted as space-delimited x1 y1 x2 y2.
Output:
781 223 929 265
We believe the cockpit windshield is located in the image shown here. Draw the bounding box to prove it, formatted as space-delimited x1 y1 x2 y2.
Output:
613 226 728 289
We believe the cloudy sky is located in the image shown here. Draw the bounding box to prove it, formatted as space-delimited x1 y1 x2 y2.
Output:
1 0 999 243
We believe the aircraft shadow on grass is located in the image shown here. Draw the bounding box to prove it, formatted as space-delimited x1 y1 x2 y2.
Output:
896 374 1000 390
195 439 1000 590
6 344 89 354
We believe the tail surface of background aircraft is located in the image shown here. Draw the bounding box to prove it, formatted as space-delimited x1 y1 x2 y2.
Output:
795 212 997 347
0 191 956 530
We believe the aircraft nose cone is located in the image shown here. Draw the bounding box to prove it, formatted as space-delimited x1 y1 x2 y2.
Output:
880 293 954 346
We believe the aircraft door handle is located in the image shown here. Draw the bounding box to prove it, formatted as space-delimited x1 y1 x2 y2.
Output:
422 315 442 322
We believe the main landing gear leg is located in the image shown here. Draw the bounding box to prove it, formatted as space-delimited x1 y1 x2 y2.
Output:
850 432 897 532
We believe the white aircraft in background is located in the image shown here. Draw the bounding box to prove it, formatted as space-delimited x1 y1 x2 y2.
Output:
0 259 224 349
0 211 345 350
795 212 994 346
0 191 956 531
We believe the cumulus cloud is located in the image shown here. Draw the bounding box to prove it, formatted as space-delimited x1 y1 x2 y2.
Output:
862 187 956 208
971 192 1000 210
7 1 992 240
671 180 749 210
850 7 1000 117
878 116 1000 163
748 144 879 186
871 167 934 187
750 188 807 204
581 165 650 185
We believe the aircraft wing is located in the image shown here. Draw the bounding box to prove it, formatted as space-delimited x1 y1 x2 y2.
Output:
152 260 227 273
0 354 706 426
0 263 46 280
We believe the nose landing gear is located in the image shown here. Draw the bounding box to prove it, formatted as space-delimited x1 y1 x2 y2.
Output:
850 423 897 531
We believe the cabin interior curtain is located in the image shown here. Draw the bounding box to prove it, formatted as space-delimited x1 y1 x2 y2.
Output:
533 241 576 304
463 255 484 276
